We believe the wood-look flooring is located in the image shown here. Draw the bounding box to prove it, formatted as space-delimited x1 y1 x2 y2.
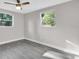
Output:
0 39 73 59
0 40 51 59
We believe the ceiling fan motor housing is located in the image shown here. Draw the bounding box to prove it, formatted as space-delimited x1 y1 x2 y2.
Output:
16 4 21 7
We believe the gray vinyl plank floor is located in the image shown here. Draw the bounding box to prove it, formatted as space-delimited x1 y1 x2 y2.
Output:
0 39 73 59
0 40 51 59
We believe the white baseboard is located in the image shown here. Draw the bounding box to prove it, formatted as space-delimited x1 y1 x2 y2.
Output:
24 37 79 56
25 37 63 50
0 38 24 45
0 37 78 56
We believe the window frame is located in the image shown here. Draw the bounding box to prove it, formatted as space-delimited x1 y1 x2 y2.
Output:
0 12 14 27
40 10 56 28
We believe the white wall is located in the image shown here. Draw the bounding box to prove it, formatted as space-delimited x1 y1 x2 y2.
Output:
0 9 24 43
24 0 79 49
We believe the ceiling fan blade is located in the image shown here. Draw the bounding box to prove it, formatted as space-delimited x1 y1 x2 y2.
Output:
22 2 30 5
17 0 20 3
4 2 16 5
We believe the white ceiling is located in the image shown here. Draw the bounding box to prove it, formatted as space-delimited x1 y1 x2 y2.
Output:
0 0 71 14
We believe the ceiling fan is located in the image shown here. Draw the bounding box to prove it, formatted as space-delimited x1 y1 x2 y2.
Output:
4 0 30 10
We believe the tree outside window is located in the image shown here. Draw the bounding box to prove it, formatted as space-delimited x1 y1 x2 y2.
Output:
41 11 56 27
0 13 13 26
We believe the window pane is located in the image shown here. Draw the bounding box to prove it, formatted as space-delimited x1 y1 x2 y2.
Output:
0 13 13 26
41 11 56 27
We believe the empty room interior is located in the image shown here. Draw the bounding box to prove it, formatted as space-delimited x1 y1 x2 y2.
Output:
0 0 79 59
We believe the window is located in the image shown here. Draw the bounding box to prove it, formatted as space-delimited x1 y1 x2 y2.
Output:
0 13 13 26
41 11 56 27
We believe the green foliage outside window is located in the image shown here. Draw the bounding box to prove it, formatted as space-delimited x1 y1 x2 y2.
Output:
0 13 12 26
41 11 56 27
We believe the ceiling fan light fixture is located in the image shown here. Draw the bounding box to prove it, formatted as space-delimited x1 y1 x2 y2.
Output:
16 4 22 10
4 0 30 10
